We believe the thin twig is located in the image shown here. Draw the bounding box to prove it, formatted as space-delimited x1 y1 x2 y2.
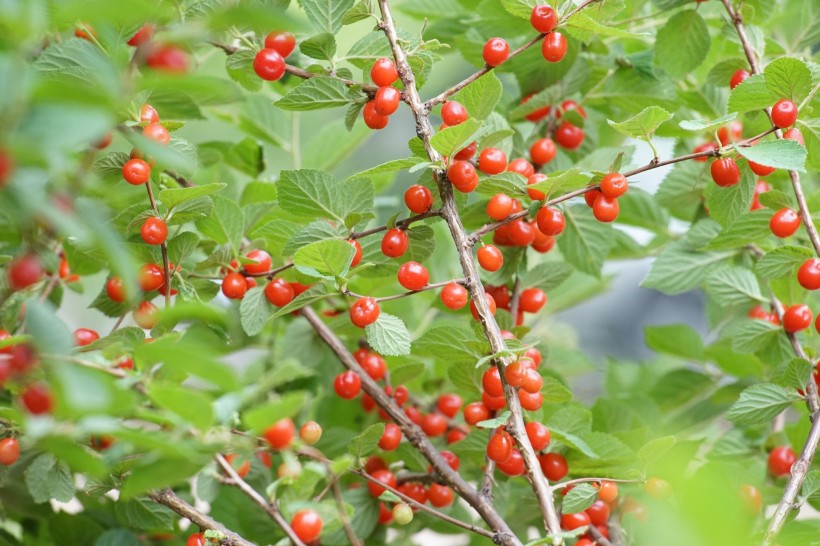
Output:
149 489 255 546
349 209 442 240
479 428 497 502
343 278 467 302
331 478 363 546
550 477 645 492
587 523 614 546
144 183 172 310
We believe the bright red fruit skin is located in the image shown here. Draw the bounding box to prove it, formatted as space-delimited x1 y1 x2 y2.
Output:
749 160 776 177
122 158 151 185
554 121 584 149
530 137 557 165
363 100 389 129
381 228 409 257
482 38 509 67
264 278 294 307
783 304 812 333
539 452 568 481
798 259 820 290
146 44 189 73
771 99 798 128
428 483 454 507
784 128 805 145
470 292 497 320
592 194 620 222
141 217 168 245
334 370 362 399
464 402 490 425
244 250 272 275
371 58 398 86
8 254 44 291
487 430 513 463
221 272 247 299
441 282 468 309
730 68 750 89
138 263 165 292
21 383 53 415
482 366 504 397
768 446 797 477
374 86 401 116
264 31 296 58
487 193 514 220
770 208 801 238
525 421 551 451
397 261 429 291
127 24 155 47
350 297 380 328
133 301 159 329
497 448 525 476
442 101 468 126
527 173 547 201
600 172 628 198
710 157 740 187
542 32 567 62
253 49 286 81
186 534 205 546
477 245 504 272
530 5 558 33
264 418 295 450
693 142 718 161
0 438 20 466
448 161 478 192
291 509 323 542
561 512 591 530
508 158 535 179
368 469 397 497
536 207 565 236
478 148 508 175
421 413 448 437
73 328 99 347
437 394 462 418
404 184 433 214
717 121 742 145
520 288 547 313
379 423 402 451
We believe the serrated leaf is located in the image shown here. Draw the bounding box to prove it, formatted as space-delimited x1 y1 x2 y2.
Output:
194 195 244 253
240 286 272 336
562 483 598 514
366 313 411 356
558 205 615 278
730 319 783 354
242 392 308 433
519 262 574 292
300 32 337 61
566 12 649 42
526 170 590 198
271 283 333 318
704 266 764 306
764 57 812 102
160 184 226 210
454 72 503 120
276 76 352 111
737 139 807 173
726 383 800 426
704 165 756 227
756 246 813 279
679 112 738 132
431 118 482 158
704 210 771 251
299 0 355 34
607 106 672 141
542 376 572 404
415 325 487 363
149 383 214 430
476 410 511 429
349 423 385 459
354 157 426 178
25 454 74 503
728 74 775 113
654 10 710 77
225 49 262 92
645 324 704 360
637 436 676 469
474 172 527 197
342 1 373 24
293 239 355 278
279 170 374 225
776 358 813 391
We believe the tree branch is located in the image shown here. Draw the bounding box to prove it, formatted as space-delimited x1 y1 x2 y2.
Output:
148 489 256 546
144 182 172 309
343 278 467 303
349 209 442 240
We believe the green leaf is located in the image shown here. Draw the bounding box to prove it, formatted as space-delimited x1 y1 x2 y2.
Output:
730 319 783 353
299 0 356 34
342 1 373 24
454 72 503 120
149 383 214 430
704 266 764 307
558 205 615 278
764 57 812 102
242 392 308 433
737 139 807 173
194 195 244 253
566 12 650 42
499 0 537 18
637 436 676 470
526 170 590 198
240 286 272 337
704 210 771 251
679 112 738 132
121 458 204 498
225 49 262 92
726 383 801 426
728 74 775 113
519 262 574 292
415 325 487 363
431 118 482 158
354 157 427 178
25 454 74 503
607 106 673 141
271 283 334 319
645 324 704 360
278 169 373 225
294 239 355 278
95 529 141 546
366 313 411 356
756 246 813 279
474 172 527 197
704 166 756 227
114 498 175 530
562 483 598 514
390 362 426 386
166 232 200 265
276 76 353 111
542 377 573 404
653 10 710 77
349 423 385 459
300 33 337 61
776 358 813 391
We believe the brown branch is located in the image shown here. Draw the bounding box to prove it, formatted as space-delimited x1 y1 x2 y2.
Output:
479 428 497 502
587 523 614 546
376 0 560 541
331 478 363 546
214 455 307 546
349 209 442 240
550 477 645 491
343 278 467 303
148 489 256 546
301 306 520 546
164 170 195 188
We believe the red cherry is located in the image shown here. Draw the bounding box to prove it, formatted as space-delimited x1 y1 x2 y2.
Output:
368 469 397 497
381 228 409 258
749 160 776 177
536 206 565 236
442 101 469 126
730 69 750 89
8 254 44 291
378 423 402 451
0 438 21 466
361 353 387 381
497 448 525 476
133 301 159 329
504 361 528 388
600 173 628 198
140 217 168 245
531 5 558 33
561 100 587 119
441 282 468 310
798 259 820 290
186 534 205 546
404 184 434 214
437 394 463 418
253 48 286 81
463 402 490 425
592 194 620 223
127 24 155 47
772 99 798 128
532 229 556 253
751 180 770 210
487 430 513 463
522 368 544 394
73 328 99 347
350 297 380 328
768 446 797 477
478 148 508 175
530 138 557 165
539 452 568 481
525 422 551 451
428 483 454 507
784 128 805 145
783 304 812 333
122 158 151 185
264 31 296 58
264 418 295 450
299 421 322 445
448 161 479 192
371 58 398 86
598 480 619 503
489 285 511 309
291 509 323 543
378 502 393 525
348 239 363 268
374 86 401 116
520 288 547 313
0 149 13 186
710 157 740 187
483 391 507 410
21 383 53 415
454 141 477 160
717 121 743 145
770 208 801 238
477 245 504 272
398 482 428 506
561 511 590 531
470 292 497 320
527 173 548 201
397 261 429 291
521 94 550 122
221 272 247 299
140 104 160 124
363 100 389 130
143 122 171 146
482 38 509 67
243 250 272 275
487 193 514 220
518 388 543 411
146 44 189 73
586 499 610 526
422 413 448 437
447 429 467 444
433 450 461 472
138 264 165 292
393 385 410 406
554 121 584 149
524 347 542 368
508 158 535 179
542 32 567 62
483 366 504 397
93 131 113 150
693 142 718 161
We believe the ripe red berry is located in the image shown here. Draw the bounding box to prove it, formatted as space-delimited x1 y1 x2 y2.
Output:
361 353 387 381
536 206 565 236
300 421 322 445
530 138 557 165
487 193 514 220
264 31 296 58
478 148 508 175
730 69 750 89
598 480 619 503
561 511 590 531
334 370 362 399
477 245 504 272
374 86 401 116
21 383 53 415
771 99 798 128
397 261 429 291
798 259 820 290
422 413 448 437
455 141 477 160
404 184 434 214
751 180 770 210
783 304 812 333
0 149 13 186
482 366 504 397
508 158 535 179
487 430 513 463
531 5 558 33
146 44 188 73
8 254 44 291
562 100 587 119
371 58 398 86
441 282 468 310
0 438 19 466
518 388 543 410
527 173 548 201
470 292 497 321
483 38 509 67
378 423 402 451
441 101 468 126
73 328 99 347
368 469 397 497
140 217 168 245
592 194 620 223
143 122 171 145
437 394 463 418
768 446 797 477
253 48 286 81
264 418 295 450
497 448 525 476
363 100 389 130
693 142 718 161
291 509 323 543
122 158 151 185
464 402 490 425
521 93 550 122
347 239 363 268
525 422 551 451
243 250 272 275
428 483 454 507
542 32 567 62
710 157 740 187
717 121 742 145
504 361 528 388
133 301 159 329
221 272 247 299
770 208 801 238
523 367 544 393
483 390 507 411
138 263 165 292
448 160 479 192
381 228 409 258
749 160 776 177
539 452 568 481
350 297 380 328
140 104 159 124
127 24 155 47
784 128 805 145
520 288 547 313
554 121 584 149
600 172 628 198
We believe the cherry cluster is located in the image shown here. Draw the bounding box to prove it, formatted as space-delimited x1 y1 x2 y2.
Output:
253 31 297 82
364 58 402 129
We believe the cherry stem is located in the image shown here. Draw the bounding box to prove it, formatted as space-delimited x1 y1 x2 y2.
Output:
148 489 254 546
144 182 172 310
550 476 645 492
349 209 442 240
343 278 467 303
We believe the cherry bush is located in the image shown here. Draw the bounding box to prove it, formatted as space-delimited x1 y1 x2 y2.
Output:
0 0 818 545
